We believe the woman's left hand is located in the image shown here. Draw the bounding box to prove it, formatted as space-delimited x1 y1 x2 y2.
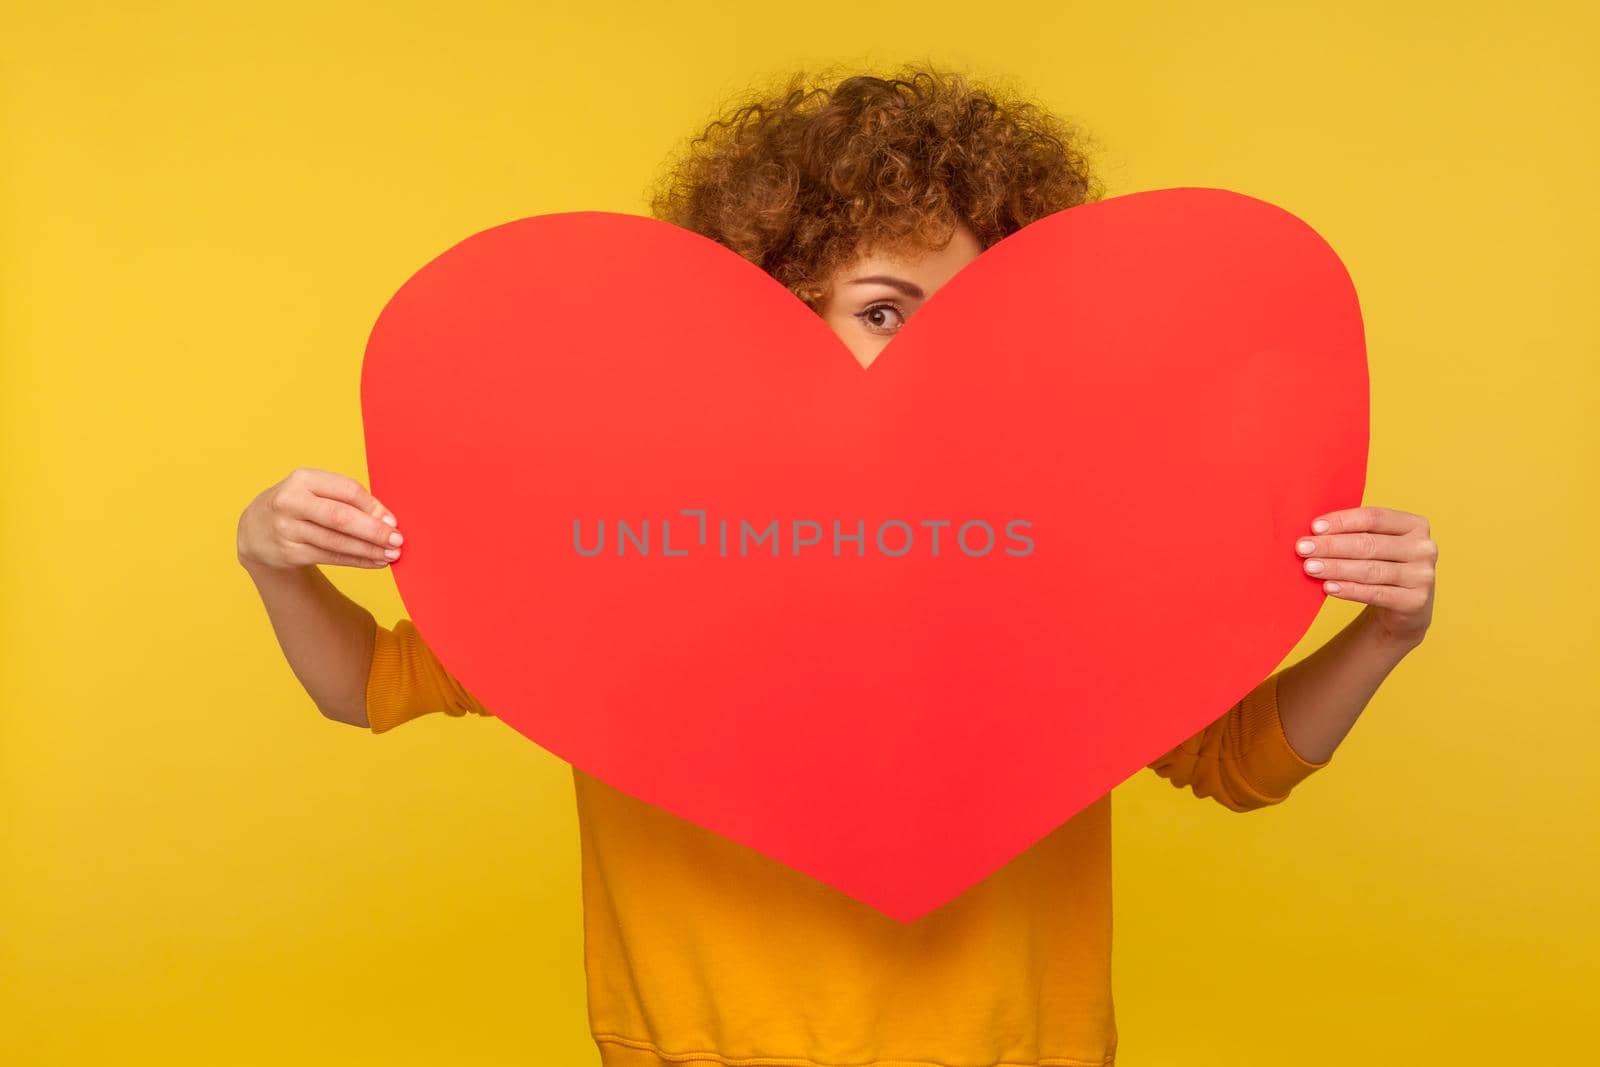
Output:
1295 506 1437 649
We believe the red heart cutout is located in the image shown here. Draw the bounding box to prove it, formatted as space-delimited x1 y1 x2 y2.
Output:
362 187 1367 922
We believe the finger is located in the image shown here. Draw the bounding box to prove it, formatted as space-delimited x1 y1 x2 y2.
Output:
324 551 391 569
281 517 399 563
281 539 390 569
1302 556 1432 587
1318 579 1430 612
295 468 398 529
1295 531 1418 562
284 480 402 549
1309 506 1425 536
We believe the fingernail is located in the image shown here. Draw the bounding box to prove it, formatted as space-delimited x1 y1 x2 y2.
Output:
1297 539 1316 554
1312 519 1330 533
1324 581 1341 593
382 513 397 527
385 548 400 559
388 532 403 546
1304 559 1324 574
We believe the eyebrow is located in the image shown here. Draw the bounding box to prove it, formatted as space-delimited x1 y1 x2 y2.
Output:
845 274 925 299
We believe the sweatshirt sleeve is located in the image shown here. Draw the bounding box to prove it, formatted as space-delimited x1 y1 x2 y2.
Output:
1144 669 1331 811
366 617 494 734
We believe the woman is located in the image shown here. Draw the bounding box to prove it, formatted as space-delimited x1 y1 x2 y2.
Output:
237 64 1436 1067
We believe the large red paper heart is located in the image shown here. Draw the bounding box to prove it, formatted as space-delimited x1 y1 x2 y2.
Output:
361 187 1367 922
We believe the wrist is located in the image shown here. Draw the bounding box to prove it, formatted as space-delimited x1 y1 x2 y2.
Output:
237 550 305 582
237 545 272 574
1357 606 1426 658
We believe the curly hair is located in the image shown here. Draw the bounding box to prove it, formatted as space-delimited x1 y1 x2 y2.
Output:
646 61 1102 308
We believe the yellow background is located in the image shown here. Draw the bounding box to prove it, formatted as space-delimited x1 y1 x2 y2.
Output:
3 1 1595 1062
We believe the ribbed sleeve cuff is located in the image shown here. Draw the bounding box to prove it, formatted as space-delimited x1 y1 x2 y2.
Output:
365 619 409 735
1237 669 1333 800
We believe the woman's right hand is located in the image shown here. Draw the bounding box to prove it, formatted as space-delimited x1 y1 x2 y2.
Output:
236 467 403 571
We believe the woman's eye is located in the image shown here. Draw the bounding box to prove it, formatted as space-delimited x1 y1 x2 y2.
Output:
855 302 906 334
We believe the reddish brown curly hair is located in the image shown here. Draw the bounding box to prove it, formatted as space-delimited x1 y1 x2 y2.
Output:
647 62 1102 308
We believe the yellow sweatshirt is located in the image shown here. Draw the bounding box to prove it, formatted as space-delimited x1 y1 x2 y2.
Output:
367 616 1331 1067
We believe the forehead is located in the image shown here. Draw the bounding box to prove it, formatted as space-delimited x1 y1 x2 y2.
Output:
836 223 984 286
